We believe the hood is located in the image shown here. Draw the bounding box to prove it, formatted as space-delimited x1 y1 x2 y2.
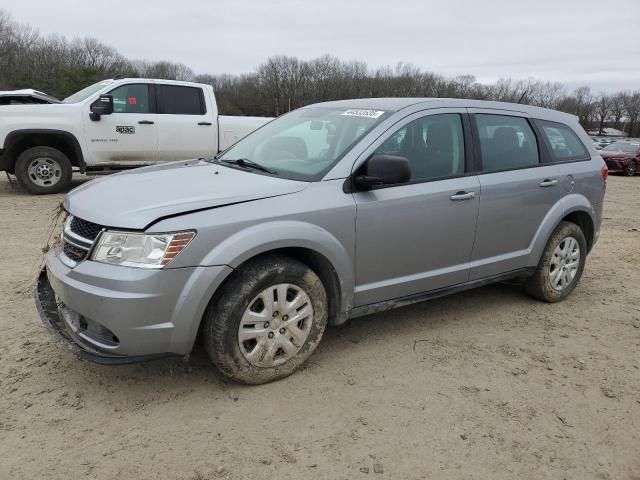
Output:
65 160 308 229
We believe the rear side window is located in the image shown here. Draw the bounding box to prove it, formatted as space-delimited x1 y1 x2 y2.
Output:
537 121 589 161
108 84 150 114
475 114 539 172
158 85 205 115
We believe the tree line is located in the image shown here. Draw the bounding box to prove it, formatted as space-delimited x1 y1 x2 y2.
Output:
1 10 639 136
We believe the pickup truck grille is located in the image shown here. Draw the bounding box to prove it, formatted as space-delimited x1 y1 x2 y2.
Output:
61 216 104 265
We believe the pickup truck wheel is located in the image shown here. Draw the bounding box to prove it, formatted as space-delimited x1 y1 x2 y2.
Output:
14 146 72 194
203 254 328 384
624 160 637 176
523 221 587 302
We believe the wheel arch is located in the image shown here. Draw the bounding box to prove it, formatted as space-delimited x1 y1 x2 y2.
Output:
200 221 354 327
562 210 595 253
530 196 597 265
3 129 86 173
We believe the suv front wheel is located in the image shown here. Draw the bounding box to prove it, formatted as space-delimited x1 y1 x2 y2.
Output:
203 254 328 384
524 221 587 302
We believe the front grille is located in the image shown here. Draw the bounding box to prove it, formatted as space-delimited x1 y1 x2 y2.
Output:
70 216 103 241
63 242 88 262
61 216 104 265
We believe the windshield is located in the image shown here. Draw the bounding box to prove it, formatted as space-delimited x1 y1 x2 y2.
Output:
603 142 640 153
62 80 114 104
215 107 390 181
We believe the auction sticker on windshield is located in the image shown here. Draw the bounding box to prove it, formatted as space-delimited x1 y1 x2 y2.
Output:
341 109 385 118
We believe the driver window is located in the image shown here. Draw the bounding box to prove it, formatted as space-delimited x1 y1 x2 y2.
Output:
108 84 150 114
373 113 465 182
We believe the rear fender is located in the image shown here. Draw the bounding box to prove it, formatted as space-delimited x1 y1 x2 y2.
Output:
529 194 597 265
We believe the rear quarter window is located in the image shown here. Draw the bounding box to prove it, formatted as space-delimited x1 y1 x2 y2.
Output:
535 120 589 162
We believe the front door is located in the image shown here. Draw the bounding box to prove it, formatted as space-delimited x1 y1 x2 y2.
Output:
353 110 480 307
467 110 562 279
84 83 158 166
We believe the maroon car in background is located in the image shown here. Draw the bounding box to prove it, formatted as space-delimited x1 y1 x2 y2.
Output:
600 141 640 176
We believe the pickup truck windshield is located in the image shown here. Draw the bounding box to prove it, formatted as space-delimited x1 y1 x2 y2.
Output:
215 107 390 181
63 81 114 104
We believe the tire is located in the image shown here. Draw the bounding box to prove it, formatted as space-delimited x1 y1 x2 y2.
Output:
624 160 637 177
203 254 328 384
523 221 587 302
14 146 72 194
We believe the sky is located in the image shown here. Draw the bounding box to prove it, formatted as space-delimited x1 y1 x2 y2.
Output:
2 0 639 92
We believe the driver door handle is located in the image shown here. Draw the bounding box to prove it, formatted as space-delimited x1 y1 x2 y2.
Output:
450 191 476 201
138 120 154 125
198 122 212 126
539 179 558 188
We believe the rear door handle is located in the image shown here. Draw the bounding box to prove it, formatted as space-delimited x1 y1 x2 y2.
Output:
450 191 476 201
539 179 558 187
198 122 212 126
138 120 154 125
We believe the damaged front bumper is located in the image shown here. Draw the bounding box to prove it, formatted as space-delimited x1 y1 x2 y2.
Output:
35 269 172 365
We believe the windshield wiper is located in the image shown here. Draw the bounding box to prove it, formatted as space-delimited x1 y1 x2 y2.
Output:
218 158 276 174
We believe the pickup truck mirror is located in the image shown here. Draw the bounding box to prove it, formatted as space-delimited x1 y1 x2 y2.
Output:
89 94 114 120
356 154 411 188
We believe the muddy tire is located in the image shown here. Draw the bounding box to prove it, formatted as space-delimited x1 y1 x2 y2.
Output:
14 146 72 195
203 254 328 384
624 160 637 177
523 221 587 302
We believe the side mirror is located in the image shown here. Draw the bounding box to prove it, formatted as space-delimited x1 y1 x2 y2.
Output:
356 154 411 188
89 94 114 120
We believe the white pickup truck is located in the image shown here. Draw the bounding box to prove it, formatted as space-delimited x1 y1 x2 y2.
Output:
0 78 272 194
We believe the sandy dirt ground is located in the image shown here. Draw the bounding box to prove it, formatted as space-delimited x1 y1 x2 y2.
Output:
0 173 638 480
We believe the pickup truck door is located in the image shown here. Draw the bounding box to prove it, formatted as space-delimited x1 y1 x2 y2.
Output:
83 83 158 165
353 109 480 306
155 84 217 161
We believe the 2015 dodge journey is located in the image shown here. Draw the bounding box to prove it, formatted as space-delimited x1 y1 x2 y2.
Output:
36 98 607 384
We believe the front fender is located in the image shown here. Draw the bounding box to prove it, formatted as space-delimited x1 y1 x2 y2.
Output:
200 220 355 314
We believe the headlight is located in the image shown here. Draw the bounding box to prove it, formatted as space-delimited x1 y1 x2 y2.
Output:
91 231 195 269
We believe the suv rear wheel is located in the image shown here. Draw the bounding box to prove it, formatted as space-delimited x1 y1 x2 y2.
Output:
14 146 72 194
524 221 587 302
203 254 328 384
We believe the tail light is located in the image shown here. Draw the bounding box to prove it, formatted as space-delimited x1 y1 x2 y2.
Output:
601 165 608 184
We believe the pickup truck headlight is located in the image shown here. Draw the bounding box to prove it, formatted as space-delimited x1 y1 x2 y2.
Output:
91 231 195 269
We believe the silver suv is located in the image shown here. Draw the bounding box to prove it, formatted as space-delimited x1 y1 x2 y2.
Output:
36 98 607 384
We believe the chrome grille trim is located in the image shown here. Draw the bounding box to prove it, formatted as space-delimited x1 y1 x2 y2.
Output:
60 215 105 266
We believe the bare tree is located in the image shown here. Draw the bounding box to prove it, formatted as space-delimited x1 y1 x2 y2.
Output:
1 7 638 130
594 94 611 135
609 93 626 130
623 92 640 137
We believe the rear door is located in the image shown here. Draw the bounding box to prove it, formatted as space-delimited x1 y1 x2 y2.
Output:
468 109 562 279
156 84 217 161
84 82 158 165
353 109 480 306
